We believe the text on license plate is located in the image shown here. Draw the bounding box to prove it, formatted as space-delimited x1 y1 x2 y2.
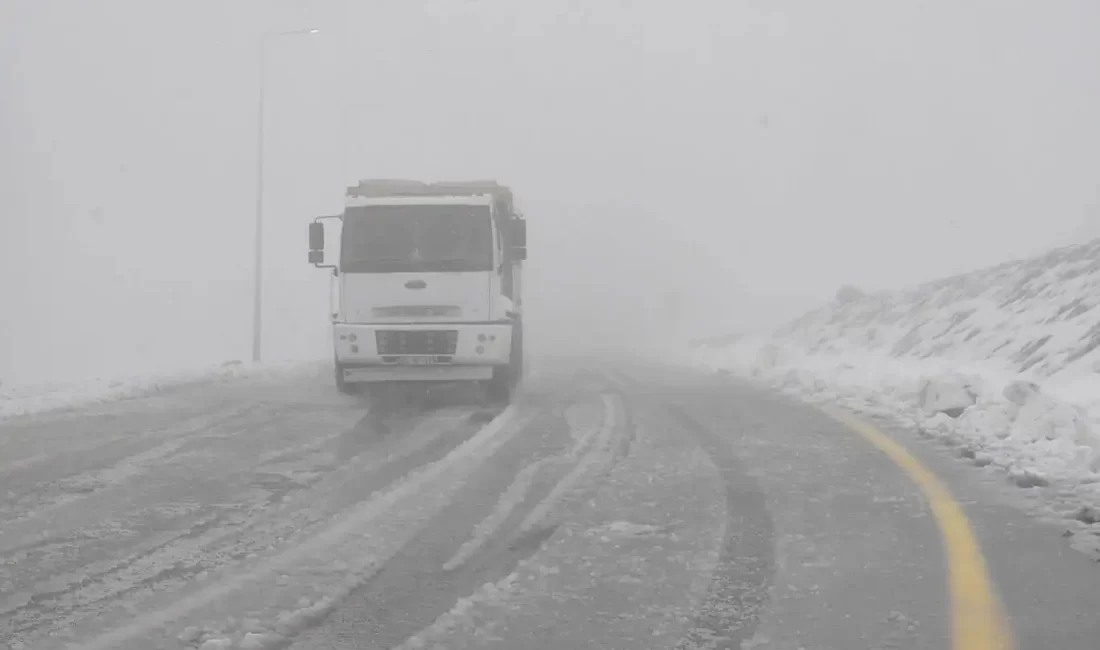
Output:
395 356 442 365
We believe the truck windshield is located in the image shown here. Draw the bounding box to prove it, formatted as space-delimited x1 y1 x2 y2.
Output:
340 204 494 273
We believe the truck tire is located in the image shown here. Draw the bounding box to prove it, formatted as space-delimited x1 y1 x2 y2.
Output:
486 320 523 404
362 383 394 409
511 319 524 386
335 362 356 395
486 369 511 404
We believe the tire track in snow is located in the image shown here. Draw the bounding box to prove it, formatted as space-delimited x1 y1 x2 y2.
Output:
66 405 526 650
1 406 488 640
0 403 298 552
1 437 195 522
664 404 775 650
281 385 584 650
440 392 619 574
0 402 263 480
607 369 775 650
514 394 620 537
0 402 383 636
389 382 729 650
441 454 546 572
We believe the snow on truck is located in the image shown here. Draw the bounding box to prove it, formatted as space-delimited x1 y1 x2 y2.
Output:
307 179 527 401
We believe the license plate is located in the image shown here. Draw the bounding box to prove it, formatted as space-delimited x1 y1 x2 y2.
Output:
395 356 439 365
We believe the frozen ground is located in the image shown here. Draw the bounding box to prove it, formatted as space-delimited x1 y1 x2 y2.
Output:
694 239 1100 524
390 392 730 650
6 360 1100 648
4 363 710 650
0 368 520 650
0 361 325 421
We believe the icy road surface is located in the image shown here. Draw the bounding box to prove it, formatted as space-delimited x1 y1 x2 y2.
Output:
2 361 1100 649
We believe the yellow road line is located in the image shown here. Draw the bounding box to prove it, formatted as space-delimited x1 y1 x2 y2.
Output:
823 406 1015 650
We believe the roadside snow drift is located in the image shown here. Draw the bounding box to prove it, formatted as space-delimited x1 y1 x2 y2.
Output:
696 239 1100 489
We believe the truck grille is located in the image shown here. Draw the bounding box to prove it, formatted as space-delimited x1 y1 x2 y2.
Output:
372 305 462 319
375 330 458 355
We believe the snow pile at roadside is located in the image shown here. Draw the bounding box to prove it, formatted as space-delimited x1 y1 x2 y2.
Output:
697 239 1100 487
0 360 326 421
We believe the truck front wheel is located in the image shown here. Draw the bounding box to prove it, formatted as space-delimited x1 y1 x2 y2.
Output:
335 362 356 395
486 368 511 404
512 319 524 383
485 322 523 404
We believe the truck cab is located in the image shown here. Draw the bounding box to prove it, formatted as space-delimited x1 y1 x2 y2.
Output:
308 179 527 401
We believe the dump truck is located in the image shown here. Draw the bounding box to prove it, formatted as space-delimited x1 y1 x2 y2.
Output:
308 179 527 402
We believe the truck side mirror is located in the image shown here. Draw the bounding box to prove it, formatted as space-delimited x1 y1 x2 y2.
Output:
510 219 527 248
309 221 325 251
308 250 324 265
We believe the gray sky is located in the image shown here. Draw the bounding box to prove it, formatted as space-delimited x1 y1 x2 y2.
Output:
3 0 1099 383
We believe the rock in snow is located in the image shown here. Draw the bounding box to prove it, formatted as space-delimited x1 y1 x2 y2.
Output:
178 626 203 644
239 632 271 649
919 376 976 418
835 284 866 304
1003 380 1042 406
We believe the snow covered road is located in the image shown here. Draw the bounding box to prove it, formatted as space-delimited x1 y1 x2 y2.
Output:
0 372 505 649
4 360 1100 649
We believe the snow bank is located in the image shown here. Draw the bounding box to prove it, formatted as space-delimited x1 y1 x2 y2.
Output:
0 360 326 421
696 239 1100 489
704 338 1100 483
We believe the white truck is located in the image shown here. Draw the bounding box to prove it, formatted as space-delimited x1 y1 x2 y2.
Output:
308 179 527 402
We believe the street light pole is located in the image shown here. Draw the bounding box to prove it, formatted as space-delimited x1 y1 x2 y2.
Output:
251 28 319 364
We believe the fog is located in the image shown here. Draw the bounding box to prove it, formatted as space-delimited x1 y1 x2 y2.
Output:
3 1 1099 384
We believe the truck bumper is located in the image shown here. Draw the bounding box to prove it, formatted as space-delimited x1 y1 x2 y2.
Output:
343 365 493 383
333 322 513 384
